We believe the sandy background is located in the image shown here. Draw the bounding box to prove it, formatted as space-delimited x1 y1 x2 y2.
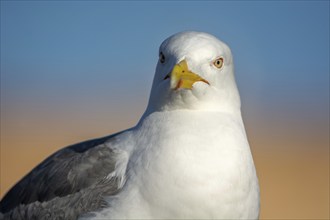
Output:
1 111 329 219
1 1 329 219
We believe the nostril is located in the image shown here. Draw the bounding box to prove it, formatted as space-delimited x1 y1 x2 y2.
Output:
163 74 170 80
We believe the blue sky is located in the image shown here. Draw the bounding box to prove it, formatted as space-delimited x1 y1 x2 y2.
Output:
1 2 329 215
1 1 329 146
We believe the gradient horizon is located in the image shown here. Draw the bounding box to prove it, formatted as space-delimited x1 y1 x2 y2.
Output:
1 1 329 219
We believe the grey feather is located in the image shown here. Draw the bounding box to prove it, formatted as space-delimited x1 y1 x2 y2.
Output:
0 131 127 219
1 178 118 220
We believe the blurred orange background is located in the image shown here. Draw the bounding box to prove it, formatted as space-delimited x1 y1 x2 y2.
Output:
1 1 329 219
1 102 329 219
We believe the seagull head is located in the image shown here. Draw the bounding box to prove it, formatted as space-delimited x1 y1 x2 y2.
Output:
145 31 241 114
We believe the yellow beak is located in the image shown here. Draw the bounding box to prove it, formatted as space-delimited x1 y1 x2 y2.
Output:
170 60 209 90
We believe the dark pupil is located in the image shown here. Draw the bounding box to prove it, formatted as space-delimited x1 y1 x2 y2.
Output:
217 60 220 65
160 52 165 62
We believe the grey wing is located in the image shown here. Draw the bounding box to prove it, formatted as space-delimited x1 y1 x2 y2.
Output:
0 131 128 219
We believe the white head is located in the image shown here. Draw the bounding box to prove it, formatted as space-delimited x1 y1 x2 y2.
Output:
144 31 241 115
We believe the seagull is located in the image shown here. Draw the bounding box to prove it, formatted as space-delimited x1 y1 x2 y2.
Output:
0 31 260 219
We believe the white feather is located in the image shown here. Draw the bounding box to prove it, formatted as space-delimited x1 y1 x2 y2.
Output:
86 31 260 219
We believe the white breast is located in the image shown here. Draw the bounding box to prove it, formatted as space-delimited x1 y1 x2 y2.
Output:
91 110 259 219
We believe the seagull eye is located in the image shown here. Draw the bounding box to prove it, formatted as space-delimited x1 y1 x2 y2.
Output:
159 52 165 64
213 57 224 69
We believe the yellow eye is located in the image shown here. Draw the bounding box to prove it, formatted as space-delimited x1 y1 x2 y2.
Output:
213 57 224 69
159 52 165 63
